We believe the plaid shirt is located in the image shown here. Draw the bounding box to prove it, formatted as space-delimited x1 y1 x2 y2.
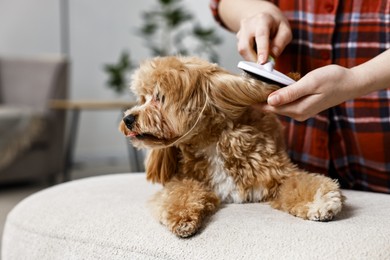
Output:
211 0 390 193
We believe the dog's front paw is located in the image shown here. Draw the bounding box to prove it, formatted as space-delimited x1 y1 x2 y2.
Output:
306 190 343 221
150 179 220 238
171 218 199 238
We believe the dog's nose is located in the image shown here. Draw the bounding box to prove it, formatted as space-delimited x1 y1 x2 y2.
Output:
123 114 136 129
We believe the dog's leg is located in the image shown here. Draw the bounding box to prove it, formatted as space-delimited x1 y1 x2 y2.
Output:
270 172 344 221
149 178 220 238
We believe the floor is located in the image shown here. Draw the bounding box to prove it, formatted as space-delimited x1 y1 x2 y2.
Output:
0 162 130 251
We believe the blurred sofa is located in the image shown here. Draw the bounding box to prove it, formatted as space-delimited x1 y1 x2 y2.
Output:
0 55 68 184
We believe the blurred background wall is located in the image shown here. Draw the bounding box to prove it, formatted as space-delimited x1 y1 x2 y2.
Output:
0 0 241 169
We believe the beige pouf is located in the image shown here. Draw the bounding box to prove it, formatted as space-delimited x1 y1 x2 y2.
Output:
2 173 390 259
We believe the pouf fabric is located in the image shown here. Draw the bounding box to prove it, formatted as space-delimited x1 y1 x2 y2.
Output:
2 173 390 259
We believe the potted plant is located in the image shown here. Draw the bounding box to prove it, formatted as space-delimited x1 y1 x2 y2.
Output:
104 0 221 94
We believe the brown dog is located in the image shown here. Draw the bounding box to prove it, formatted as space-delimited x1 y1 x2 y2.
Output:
119 56 343 238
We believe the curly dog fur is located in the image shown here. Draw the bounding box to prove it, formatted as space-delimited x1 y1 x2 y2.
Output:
119 56 343 238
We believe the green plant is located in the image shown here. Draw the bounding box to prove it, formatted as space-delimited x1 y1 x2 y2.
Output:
105 0 221 94
139 0 221 62
104 51 133 94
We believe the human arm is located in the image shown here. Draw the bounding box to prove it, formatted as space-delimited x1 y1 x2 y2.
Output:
259 48 390 121
218 0 292 63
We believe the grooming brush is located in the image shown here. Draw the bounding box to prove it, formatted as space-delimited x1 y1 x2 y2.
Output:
238 57 296 86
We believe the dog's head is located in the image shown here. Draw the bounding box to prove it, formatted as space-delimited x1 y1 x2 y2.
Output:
119 56 279 183
119 56 215 148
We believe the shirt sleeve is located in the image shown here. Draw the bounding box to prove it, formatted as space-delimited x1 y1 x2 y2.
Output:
210 0 228 29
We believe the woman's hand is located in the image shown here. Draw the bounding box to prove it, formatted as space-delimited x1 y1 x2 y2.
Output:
219 0 292 63
236 6 292 63
257 65 363 121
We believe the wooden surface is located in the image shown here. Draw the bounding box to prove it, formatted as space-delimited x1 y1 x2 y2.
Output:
49 99 136 110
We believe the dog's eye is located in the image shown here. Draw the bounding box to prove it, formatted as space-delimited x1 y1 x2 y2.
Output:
155 92 165 104
139 96 146 104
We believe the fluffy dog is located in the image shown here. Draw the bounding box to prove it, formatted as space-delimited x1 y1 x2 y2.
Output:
119 56 343 238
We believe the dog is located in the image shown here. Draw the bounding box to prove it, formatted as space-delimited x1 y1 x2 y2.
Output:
119 56 344 238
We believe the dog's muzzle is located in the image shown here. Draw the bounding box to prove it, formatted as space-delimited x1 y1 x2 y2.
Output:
123 114 136 129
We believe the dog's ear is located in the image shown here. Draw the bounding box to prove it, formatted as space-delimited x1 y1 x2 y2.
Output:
205 70 280 118
145 147 178 185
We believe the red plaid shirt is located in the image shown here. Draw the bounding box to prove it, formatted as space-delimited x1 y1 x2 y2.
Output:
211 0 390 193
